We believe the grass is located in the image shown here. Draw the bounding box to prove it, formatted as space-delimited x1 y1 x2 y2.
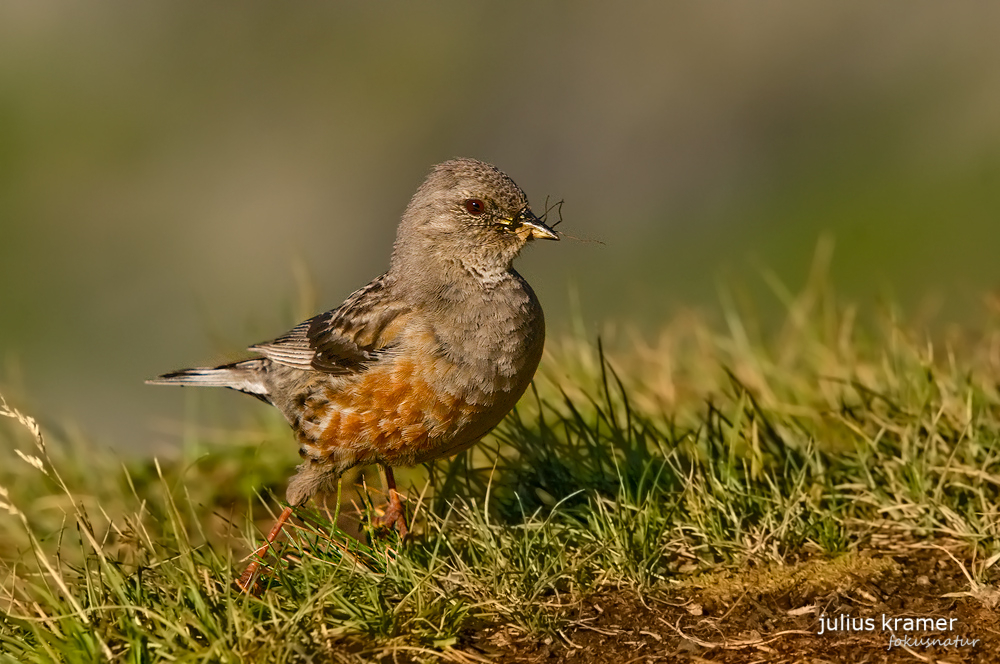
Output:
3 273 1000 661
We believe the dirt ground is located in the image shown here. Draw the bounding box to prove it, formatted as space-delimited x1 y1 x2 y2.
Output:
465 541 1000 663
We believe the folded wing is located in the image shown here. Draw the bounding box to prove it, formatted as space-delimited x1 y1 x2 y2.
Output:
251 273 411 375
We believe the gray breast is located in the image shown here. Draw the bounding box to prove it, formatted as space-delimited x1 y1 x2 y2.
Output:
430 272 545 398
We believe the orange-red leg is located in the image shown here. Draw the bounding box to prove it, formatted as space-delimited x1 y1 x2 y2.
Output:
373 465 408 539
235 505 294 593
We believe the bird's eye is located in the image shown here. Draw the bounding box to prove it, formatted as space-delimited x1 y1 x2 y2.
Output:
464 198 485 216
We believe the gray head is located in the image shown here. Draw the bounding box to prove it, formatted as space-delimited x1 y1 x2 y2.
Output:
389 158 558 283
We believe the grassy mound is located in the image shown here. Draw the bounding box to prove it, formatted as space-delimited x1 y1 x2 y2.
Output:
3 281 1000 662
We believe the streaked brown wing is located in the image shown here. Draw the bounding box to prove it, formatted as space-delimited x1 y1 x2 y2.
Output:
250 273 411 375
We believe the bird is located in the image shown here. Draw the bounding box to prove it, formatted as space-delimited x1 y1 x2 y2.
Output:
147 158 559 592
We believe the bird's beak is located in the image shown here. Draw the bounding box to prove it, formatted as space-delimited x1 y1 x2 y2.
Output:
519 210 560 241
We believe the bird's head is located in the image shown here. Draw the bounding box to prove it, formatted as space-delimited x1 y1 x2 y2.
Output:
392 158 558 282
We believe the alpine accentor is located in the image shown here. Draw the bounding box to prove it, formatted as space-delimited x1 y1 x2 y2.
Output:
148 158 558 591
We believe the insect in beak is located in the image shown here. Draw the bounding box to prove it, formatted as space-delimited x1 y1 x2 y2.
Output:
516 209 559 241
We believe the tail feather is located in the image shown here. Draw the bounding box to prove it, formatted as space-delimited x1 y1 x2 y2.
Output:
146 359 271 402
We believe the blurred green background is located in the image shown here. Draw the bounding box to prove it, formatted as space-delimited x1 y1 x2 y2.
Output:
2 3 999 449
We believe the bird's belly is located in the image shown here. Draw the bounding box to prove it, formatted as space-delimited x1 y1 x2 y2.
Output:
292 354 529 471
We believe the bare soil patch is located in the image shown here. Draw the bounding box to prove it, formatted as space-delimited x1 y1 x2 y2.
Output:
466 542 1000 663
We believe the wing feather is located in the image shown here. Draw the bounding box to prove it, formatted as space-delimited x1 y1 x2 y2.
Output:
250 273 410 375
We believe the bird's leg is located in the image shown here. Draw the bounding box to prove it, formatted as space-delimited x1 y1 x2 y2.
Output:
235 505 294 594
373 465 408 539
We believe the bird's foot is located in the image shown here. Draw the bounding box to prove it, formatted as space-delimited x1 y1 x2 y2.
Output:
372 489 408 540
234 560 265 596
233 506 294 596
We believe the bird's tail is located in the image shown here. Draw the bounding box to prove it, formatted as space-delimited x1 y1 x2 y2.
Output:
146 358 271 401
